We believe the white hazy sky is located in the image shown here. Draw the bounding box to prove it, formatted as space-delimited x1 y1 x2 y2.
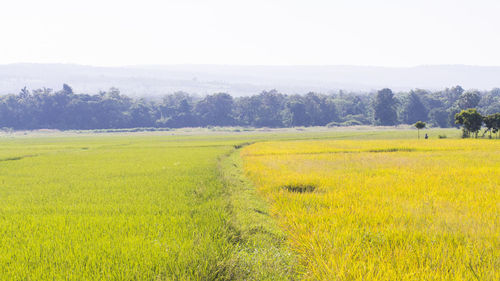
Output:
1 0 499 67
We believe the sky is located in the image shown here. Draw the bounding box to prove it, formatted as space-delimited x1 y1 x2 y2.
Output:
0 0 499 67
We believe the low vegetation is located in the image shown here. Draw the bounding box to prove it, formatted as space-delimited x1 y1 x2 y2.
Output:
242 139 499 280
218 149 298 280
0 129 497 280
0 133 303 280
0 136 241 280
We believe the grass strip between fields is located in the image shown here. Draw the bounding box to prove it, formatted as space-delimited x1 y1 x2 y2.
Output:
217 145 298 280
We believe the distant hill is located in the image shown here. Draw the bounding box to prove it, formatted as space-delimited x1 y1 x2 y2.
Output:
1 64 500 96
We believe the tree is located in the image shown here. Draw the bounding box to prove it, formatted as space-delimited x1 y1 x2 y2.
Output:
285 96 308 126
448 106 462 128
157 92 196 128
237 90 286 127
336 93 367 117
195 93 235 126
455 109 483 138
414 121 426 139
94 88 132 129
373 88 398 126
129 99 155 128
303 92 338 126
483 113 500 138
62 84 74 95
494 113 500 139
428 108 449 128
401 91 429 124
1 83 500 132
457 91 481 110
443 85 464 107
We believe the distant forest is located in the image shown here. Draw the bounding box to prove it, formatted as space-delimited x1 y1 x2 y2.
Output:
0 84 499 130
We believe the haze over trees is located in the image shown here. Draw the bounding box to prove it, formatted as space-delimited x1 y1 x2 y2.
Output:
3 64 500 96
0 84 499 131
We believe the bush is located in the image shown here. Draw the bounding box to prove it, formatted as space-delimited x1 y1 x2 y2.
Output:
327 120 364 127
326 122 342 127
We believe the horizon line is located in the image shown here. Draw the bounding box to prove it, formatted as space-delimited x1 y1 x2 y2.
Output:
2 62 500 69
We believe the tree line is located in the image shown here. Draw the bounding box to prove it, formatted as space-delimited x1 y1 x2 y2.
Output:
0 84 499 130
454 109 500 138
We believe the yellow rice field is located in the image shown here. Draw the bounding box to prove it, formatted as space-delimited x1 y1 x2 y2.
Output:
241 139 499 280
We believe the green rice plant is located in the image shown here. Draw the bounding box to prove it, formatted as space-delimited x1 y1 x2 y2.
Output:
0 136 237 280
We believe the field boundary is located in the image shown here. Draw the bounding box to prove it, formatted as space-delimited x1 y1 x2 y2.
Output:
217 143 298 280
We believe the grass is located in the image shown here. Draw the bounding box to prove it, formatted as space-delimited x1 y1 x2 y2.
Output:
241 139 500 280
0 136 239 280
0 127 489 280
0 133 304 280
217 148 298 280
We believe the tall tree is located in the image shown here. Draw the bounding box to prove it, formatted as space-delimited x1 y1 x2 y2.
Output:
414 121 426 139
457 91 481 110
373 88 398 126
455 108 483 138
443 85 464 107
428 108 449 128
304 92 338 126
244 90 287 127
401 91 429 124
129 99 155 128
195 93 234 126
157 92 196 128
483 113 500 138
285 95 308 126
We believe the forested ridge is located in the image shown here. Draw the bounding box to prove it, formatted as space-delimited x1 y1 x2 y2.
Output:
0 84 499 130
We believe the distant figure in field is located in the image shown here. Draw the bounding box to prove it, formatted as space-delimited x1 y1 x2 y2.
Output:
425 133 428 139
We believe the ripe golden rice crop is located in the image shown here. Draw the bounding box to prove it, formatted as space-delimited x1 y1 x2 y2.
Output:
241 139 499 280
